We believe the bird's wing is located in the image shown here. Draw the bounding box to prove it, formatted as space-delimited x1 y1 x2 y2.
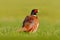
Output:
22 16 29 27
22 16 36 31
22 16 35 27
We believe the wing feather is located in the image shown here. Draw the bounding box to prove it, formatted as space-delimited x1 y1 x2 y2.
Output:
22 15 39 32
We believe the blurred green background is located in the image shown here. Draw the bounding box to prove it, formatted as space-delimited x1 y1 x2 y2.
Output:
0 0 60 40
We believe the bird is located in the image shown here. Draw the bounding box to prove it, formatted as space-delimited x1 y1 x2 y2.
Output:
17 9 39 32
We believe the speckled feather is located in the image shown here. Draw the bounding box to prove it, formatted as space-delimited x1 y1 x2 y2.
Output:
22 15 39 32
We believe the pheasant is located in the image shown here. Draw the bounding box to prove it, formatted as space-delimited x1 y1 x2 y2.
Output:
18 9 39 32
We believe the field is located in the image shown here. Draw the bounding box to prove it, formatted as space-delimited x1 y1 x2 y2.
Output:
0 0 60 40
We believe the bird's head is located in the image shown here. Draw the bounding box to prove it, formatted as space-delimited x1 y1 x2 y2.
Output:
31 9 39 15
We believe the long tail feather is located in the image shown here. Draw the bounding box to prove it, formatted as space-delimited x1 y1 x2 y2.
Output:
17 28 24 32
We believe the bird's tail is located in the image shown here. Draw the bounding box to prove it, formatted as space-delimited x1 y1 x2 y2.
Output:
17 28 24 32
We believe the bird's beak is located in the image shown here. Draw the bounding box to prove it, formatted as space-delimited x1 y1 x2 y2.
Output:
38 10 39 13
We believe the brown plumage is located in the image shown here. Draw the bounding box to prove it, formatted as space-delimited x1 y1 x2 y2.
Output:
17 9 39 32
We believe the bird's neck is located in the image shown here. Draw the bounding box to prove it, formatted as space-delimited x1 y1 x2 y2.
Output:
31 12 36 15
33 15 36 16
30 12 37 17
30 15 37 17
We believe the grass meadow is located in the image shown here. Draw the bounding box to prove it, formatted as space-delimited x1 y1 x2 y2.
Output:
0 0 60 40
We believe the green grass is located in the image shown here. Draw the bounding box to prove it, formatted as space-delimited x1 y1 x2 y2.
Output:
0 0 60 40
